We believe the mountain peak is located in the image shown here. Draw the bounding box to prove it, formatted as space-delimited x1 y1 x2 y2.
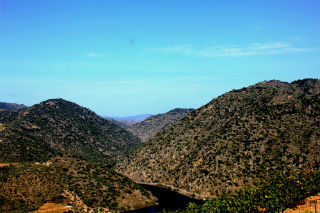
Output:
0 99 141 165
38 98 81 108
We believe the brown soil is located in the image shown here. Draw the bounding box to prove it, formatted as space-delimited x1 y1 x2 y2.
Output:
34 202 72 213
284 193 320 213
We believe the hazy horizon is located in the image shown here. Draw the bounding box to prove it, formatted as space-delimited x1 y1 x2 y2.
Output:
1 78 317 118
1 0 320 116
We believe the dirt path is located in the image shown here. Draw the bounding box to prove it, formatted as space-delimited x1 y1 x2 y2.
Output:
0 163 17 167
34 202 72 213
284 193 320 213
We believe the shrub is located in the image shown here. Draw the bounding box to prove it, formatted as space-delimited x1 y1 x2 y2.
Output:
170 170 320 213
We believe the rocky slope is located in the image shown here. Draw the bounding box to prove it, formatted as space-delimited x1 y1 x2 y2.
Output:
127 108 194 142
0 98 141 165
116 79 320 197
0 156 156 212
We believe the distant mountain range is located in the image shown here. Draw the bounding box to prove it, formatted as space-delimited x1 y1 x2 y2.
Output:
0 102 27 110
106 114 152 121
105 114 153 127
127 108 194 142
0 98 140 165
117 78 320 198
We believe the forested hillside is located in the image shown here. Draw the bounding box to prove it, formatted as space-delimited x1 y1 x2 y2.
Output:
117 79 320 197
0 98 141 165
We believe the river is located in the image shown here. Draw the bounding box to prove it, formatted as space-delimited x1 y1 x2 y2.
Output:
124 184 204 213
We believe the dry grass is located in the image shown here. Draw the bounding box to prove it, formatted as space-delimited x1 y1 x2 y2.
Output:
284 193 320 213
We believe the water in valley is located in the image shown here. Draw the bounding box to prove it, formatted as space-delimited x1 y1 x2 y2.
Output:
124 184 203 213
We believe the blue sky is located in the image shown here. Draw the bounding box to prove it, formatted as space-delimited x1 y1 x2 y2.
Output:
1 0 319 116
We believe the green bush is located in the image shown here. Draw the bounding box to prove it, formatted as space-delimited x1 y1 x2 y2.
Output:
170 170 320 213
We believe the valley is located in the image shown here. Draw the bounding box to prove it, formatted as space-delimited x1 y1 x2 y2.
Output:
2 0 320 211
1 78 320 212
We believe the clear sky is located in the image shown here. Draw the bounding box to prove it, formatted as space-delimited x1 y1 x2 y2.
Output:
1 0 320 116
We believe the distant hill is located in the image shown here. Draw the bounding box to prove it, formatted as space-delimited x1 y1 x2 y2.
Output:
117 78 320 198
105 118 130 129
127 108 194 142
0 102 27 110
105 114 152 126
0 102 26 125
0 156 156 212
0 98 141 165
